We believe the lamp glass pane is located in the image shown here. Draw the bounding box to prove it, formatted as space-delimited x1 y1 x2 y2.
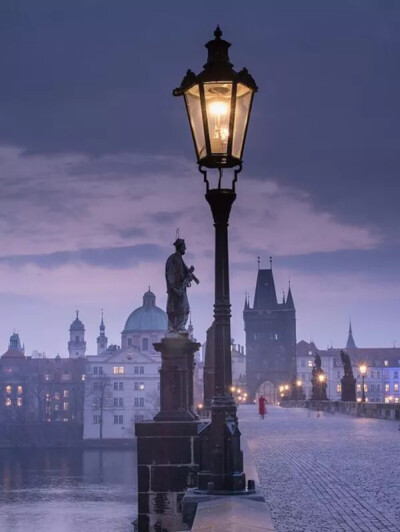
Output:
204 82 232 155
184 84 206 160
232 83 253 159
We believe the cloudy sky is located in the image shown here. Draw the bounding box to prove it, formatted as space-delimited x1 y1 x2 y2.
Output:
0 0 399 356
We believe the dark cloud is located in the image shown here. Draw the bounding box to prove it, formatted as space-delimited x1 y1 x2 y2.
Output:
0 244 166 270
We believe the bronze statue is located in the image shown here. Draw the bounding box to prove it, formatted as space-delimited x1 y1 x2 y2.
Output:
340 350 356 401
165 238 199 333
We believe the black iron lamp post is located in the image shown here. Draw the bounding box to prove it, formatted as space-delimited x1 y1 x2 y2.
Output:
174 27 257 492
359 363 367 403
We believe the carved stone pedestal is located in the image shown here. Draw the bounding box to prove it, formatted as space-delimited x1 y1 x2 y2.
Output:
154 334 200 422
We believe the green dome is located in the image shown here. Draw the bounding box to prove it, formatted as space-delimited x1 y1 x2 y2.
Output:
123 290 167 332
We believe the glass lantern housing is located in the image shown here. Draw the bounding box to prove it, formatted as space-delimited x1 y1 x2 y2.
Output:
174 27 257 169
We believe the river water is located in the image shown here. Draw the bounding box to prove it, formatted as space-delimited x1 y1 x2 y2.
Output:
0 449 137 532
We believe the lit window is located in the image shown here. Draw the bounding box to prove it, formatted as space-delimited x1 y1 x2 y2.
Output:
17 386 23 395
63 390 69 398
46 393 51 402
63 402 69 411
394 384 399 392
356 384 361 392
81 374 86 381
61 373 71 381
385 384 390 392
308 361 313 368
308 351 313 355
45 374 51 381
63 418 69 422
336 384 341 393
5 385 12 394
395 397 399 404
54 392 60 400
17 397 23 407
384 360 389 367
5 398 11 406
113 366 125 375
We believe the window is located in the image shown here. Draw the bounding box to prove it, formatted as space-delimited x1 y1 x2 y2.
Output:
54 404 60 411
356 384 361 392
142 338 149 351
99 366 103 374
128 338 132 346
75 335 79 342
139 366 144 375
63 402 69 411
114 415 124 424
377 371 381 378
384 360 389 367
17 386 23 395
337 371 341 379
336 384 341 393
5 398 11 406
63 390 69 398
94 367 98 374
115 381 123 390
45 374 51 381
385 384 390 392
134 366 139 375
61 373 71 381
114 397 123 407
93 415 101 424
113 366 124 375
82 374 86 381
5 385 11 394
114 382 118 390
93 382 99 391
46 393 51 402
135 414 144 422
301 360 305 368
371 371 375 378
54 392 60 400
377 384 381 392
134 397 144 407
394 371 399 379
307 361 313 368
394 384 399 392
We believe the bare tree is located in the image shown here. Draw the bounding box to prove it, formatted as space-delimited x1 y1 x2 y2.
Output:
85 372 112 439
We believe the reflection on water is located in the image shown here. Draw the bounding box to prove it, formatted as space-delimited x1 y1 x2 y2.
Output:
0 449 137 532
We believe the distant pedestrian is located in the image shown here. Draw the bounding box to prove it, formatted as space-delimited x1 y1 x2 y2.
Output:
258 395 267 419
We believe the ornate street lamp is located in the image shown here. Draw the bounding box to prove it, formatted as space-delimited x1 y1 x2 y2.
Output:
359 364 367 403
174 27 257 492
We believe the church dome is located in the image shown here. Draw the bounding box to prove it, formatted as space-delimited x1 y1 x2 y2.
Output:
123 289 167 332
70 311 84 331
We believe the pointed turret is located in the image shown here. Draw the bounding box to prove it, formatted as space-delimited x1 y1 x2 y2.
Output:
346 320 357 349
97 309 108 355
244 292 250 310
286 284 295 310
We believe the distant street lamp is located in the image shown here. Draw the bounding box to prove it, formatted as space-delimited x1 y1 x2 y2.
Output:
359 364 367 403
174 26 257 492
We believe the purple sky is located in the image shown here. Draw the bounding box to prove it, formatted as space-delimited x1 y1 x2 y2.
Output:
0 1 399 356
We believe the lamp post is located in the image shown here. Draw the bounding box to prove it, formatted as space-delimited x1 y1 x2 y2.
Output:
174 27 257 492
359 364 367 403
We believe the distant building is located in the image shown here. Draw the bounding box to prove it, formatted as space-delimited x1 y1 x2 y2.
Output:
0 333 85 445
83 289 167 439
244 262 296 400
296 324 400 403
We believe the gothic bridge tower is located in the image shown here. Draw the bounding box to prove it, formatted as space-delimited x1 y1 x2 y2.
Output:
244 259 296 400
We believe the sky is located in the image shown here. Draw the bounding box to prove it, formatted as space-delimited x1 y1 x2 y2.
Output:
0 0 399 356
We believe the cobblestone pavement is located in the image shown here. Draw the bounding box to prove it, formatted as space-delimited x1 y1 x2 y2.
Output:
239 405 400 532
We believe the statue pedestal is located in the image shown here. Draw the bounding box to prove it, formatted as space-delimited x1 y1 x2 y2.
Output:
341 376 356 402
154 334 200 422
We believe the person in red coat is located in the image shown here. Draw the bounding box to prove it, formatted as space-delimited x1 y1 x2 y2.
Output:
258 395 267 419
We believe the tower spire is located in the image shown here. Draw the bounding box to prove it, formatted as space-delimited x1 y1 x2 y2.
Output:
346 319 357 349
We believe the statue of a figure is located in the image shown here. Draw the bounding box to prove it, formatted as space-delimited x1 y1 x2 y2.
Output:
314 352 322 370
165 238 199 333
311 351 328 401
340 350 354 377
340 350 356 401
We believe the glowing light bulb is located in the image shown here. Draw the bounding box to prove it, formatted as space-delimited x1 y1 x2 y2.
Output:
209 100 229 116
